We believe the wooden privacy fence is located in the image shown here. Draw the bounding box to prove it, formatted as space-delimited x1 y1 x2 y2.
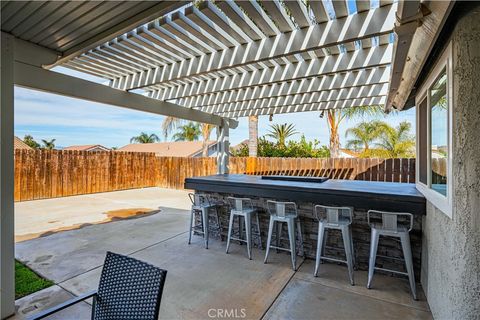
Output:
14 149 416 201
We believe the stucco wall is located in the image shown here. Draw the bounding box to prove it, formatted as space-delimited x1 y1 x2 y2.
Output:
421 7 480 320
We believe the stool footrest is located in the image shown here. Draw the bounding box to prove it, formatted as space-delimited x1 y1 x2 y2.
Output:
267 245 292 253
376 254 405 262
374 266 408 276
320 256 347 264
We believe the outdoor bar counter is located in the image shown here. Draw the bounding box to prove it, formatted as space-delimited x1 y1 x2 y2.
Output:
185 174 426 277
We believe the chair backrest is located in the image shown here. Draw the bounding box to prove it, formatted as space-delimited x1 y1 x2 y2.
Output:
266 200 297 218
367 210 413 232
227 196 253 212
314 205 353 224
188 193 210 207
93 252 167 320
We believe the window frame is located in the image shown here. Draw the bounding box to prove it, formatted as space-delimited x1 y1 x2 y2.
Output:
415 42 453 217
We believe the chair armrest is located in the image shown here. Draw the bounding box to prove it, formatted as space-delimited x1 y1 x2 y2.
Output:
28 290 97 320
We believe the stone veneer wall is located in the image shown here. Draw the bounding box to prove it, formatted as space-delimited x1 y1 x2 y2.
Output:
199 192 423 280
420 6 480 319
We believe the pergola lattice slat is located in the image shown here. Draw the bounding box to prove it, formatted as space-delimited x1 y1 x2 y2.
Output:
109 4 396 90
198 83 388 114
218 96 387 118
149 44 392 101
171 67 391 108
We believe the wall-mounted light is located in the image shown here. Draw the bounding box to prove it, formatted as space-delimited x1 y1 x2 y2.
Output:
269 114 273 122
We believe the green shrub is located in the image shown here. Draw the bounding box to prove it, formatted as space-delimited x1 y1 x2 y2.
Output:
231 135 330 158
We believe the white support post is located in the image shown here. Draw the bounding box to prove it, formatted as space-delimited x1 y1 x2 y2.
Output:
216 118 230 174
0 32 15 319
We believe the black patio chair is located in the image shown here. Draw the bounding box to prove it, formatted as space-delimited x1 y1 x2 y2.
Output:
29 251 167 320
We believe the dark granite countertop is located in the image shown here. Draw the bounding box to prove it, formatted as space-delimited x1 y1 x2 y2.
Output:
185 174 426 215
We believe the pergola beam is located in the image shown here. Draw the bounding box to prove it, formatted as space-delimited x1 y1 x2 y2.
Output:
14 61 238 129
199 84 388 115
151 44 393 102
112 4 396 90
218 96 386 118
173 66 390 108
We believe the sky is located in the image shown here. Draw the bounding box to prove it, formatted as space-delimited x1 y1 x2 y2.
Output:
14 67 416 149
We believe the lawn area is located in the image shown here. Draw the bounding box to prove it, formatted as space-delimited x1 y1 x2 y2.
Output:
15 260 54 299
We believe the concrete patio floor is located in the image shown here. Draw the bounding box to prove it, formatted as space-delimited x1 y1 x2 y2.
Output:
12 188 432 319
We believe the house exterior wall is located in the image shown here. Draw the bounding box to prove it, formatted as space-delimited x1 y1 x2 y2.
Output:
420 8 480 319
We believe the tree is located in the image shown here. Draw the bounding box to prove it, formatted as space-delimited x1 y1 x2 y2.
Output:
23 135 40 149
345 121 387 151
374 121 415 158
200 123 214 157
162 116 213 156
130 132 160 144
41 139 56 150
161 116 183 139
172 122 201 141
324 105 386 157
266 123 298 146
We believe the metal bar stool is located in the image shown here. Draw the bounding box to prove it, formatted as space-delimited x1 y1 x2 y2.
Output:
225 197 262 260
366 210 417 300
188 193 222 249
264 201 304 271
314 205 355 285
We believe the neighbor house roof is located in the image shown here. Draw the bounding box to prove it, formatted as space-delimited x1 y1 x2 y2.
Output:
63 145 110 152
14 136 33 150
118 141 216 157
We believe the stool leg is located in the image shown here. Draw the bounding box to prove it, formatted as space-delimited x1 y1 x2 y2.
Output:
226 211 235 254
188 208 194 245
245 213 252 260
287 219 297 271
239 216 245 244
202 207 209 249
342 225 355 286
401 233 417 300
255 212 262 250
296 219 305 257
349 227 356 268
314 222 325 277
214 206 222 241
367 228 379 289
321 229 328 263
276 221 282 253
264 217 274 264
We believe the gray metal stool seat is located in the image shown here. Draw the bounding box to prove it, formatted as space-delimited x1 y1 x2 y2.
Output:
367 210 417 300
225 197 262 259
314 205 355 285
188 193 222 249
264 201 304 271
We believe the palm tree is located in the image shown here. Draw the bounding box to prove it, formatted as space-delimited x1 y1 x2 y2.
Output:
200 123 214 157
161 116 183 139
162 117 213 156
324 105 386 157
41 139 56 150
130 132 160 144
375 121 415 158
172 122 201 141
23 135 40 149
345 121 387 151
266 123 298 146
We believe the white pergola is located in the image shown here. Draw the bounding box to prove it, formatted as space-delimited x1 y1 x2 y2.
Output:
1 1 451 317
